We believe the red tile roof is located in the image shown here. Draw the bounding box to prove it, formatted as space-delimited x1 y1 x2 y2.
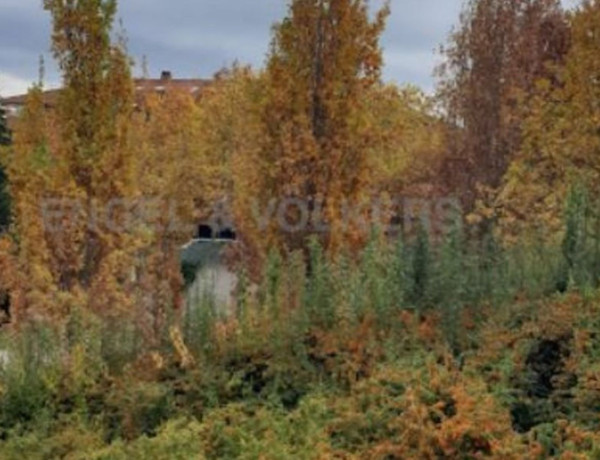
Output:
1 72 211 113
2 88 61 107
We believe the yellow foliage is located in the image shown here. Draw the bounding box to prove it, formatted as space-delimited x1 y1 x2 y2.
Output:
4 1 139 321
169 326 195 370
498 1 600 239
368 84 445 193
232 0 390 259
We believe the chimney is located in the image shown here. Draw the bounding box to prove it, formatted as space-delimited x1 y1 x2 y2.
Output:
160 70 172 81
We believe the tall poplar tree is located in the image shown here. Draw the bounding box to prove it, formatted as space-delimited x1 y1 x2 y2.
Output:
498 0 600 239
234 0 390 259
437 0 569 208
6 0 137 320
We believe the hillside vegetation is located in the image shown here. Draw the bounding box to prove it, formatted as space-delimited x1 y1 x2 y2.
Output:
2 0 600 458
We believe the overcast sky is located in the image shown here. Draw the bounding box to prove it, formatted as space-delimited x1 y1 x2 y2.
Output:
0 0 581 97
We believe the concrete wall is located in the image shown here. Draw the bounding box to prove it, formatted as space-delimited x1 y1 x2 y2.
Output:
180 239 238 315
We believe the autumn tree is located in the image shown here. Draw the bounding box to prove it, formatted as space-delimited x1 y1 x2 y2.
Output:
232 0 390 261
498 0 600 240
368 84 445 195
197 67 265 271
2 87 56 321
5 0 138 321
437 0 570 208
129 86 208 337
196 66 264 222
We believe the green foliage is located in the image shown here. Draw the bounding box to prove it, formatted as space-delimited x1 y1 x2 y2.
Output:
0 324 60 435
304 237 335 329
408 222 432 309
561 184 598 292
91 418 203 459
435 218 467 355
6 0 600 457
0 101 11 232
3 194 600 456
0 102 9 147
0 163 10 232
180 261 198 289
182 286 217 359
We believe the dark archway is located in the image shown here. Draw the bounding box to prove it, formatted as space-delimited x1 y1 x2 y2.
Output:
0 290 10 325
197 224 237 241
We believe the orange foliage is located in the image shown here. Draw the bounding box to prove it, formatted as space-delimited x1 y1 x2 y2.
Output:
233 0 390 260
2 1 190 333
498 1 600 239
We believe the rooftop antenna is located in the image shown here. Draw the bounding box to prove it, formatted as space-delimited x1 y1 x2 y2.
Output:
141 55 149 79
38 54 45 88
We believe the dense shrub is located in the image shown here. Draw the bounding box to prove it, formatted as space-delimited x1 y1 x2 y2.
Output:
2 201 600 457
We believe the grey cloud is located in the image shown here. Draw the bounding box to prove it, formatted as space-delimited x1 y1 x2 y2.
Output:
0 0 581 96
